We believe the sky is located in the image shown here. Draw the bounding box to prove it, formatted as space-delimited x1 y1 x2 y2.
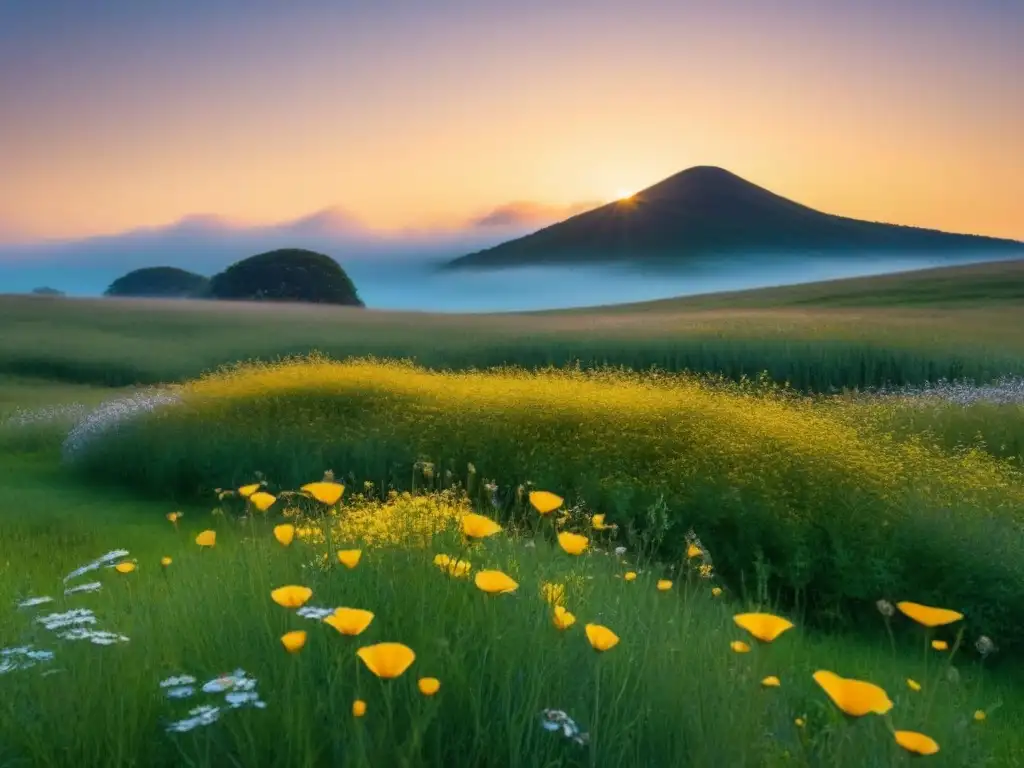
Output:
1 0 1022 246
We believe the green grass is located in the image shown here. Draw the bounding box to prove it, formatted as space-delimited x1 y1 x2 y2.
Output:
2 444 1022 768
68 358 1024 653
3 264 1024 392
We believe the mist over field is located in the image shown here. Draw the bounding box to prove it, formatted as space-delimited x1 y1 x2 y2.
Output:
0 245 1017 312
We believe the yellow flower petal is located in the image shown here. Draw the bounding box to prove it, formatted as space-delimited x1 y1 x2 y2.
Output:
337 549 362 569
711 587 723 597
906 678 921 692
553 605 577 630
541 582 565 605
730 641 751 653
324 607 375 636
160 556 172 567
894 730 939 756
733 613 795 643
585 623 619 651
896 601 963 628
417 677 441 696
166 512 183 523
281 630 307 653
195 530 216 547
624 571 637 582
352 699 367 717
761 676 781 687
973 710 986 722
794 717 806 728
812 670 893 717
461 513 502 539
931 640 949 651
557 531 589 555
656 579 673 591
301 481 345 506
114 562 136 574
249 491 277 512
273 524 295 547
271 585 313 608
529 491 563 515
474 570 518 594
356 642 416 679
238 483 261 497
686 543 702 558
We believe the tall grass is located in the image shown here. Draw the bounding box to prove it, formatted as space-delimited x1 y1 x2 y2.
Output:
0 478 1015 767
71 358 1024 651
2 295 1023 390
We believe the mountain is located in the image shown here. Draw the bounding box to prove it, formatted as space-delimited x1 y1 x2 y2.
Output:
444 166 1024 269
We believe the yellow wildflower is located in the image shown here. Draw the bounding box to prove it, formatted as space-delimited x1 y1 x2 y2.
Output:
357 643 416 679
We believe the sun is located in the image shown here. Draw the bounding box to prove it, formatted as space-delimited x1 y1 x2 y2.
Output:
614 188 635 201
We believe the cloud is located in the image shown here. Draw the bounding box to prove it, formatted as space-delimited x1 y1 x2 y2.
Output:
470 200 603 228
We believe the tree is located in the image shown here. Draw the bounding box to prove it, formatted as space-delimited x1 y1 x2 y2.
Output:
208 249 364 306
104 267 209 298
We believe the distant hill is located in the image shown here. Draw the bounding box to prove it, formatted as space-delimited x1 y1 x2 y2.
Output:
208 248 364 306
445 166 1024 269
105 267 209 298
30 286 65 296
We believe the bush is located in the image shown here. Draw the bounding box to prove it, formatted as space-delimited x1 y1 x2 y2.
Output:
104 267 209 298
208 249 363 306
71 357 1024 652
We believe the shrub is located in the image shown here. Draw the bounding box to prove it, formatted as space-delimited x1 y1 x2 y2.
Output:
208 249 363 306
104 267 209 298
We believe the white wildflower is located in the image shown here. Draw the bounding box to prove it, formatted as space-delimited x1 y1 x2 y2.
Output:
64 581 102 596
37 608 96 631
0 646 55 674
17 596 54 609
64 550 129 583
58 628 129 645
296 606 336 621
166 705 221 733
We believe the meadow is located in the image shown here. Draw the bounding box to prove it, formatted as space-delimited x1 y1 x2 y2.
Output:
2 260 1023 766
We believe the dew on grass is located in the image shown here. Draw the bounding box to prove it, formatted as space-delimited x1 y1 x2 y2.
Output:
16 596 54 609
0 646 55 674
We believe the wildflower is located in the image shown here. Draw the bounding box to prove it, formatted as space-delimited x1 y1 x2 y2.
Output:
201 670 253 693
16 597 53 609
273 524 295 547
686 543 702 558
160 674 198 688
301 481 345 506
794 716 806 728
614 546 626 556
195 530 216 547
356 643 416 679
161 557 172 567
58 628 129 645
697 563 714 579
624 571 637 582
711 587 723 597
271 585 313 608
418 677 441 696
894 731 940 756
529 491 563 515
64 582 101 596
114 562 136 574
281 630 307 653
591 514 615 531
730 641 751 654
0 646 55 674
932 640 949 652
876 599 895 617
733 613 795 643
352 699 367 717
761 676 781 687
896 601 963 627
337 549 362 569
434 553 471 577
975 636 997 657
585 624 619 651
166 705 221 733
907 678 922 692
553 606 577 630
296 606 335 620
238 483 261 497
656 579 672 591
812 670 893 716
249 491 277 512
973 710 986 722
324 608 375 636
461 513 502 539
63 549 129 583
541 582 565 605
557 532 589 556
37 608 96 630
474 570 518 594
166 512 183 523
540 709 590 746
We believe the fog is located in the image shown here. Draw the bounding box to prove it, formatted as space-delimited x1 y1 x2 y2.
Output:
1 251 1017 312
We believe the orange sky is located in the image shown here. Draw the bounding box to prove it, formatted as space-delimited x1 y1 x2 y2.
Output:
1 1 1021 243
